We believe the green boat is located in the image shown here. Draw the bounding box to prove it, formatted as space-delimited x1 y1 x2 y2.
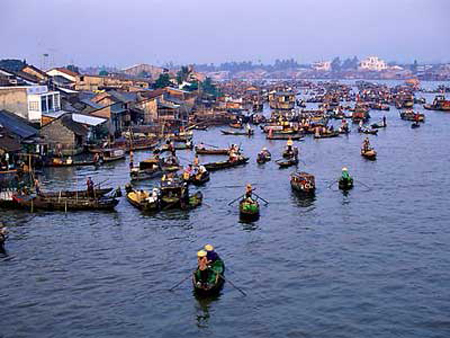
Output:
239 198 260 222
193 258 225 296
338 177 354 190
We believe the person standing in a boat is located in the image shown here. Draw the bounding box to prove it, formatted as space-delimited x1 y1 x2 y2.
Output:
196 250 209 286
86 177 94 198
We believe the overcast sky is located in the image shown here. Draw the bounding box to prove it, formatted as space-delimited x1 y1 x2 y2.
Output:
1 0 449 68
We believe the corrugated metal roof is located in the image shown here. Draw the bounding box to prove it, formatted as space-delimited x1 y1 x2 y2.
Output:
72 113 106 126
0 110 38 139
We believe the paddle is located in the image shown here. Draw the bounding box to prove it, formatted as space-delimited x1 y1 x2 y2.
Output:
168 272 194 292
252 192 269 205
327 179 338 189
218 274 247 297
355 179 372 190
228 194 245 206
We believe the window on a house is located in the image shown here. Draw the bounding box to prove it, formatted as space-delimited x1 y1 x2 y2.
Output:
29 101 39 111
48 95 53 111
41 96 47 112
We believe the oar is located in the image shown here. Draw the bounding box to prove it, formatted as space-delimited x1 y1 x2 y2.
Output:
228 194 245 206
355 179 371 190
252 192 269 205
218 274 247 296
327 180 338 189
168 272 194 292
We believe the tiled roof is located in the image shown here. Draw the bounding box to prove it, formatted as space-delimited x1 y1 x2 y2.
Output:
0 110 38 139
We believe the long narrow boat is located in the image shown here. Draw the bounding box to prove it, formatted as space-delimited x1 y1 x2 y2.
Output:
187 171 210 186
266 133 303 141
277 158 298 168
193 258 225 296
11 194 119 211
126 190 159 212
361 149 377 160
313 131 340 139
239 198 260 222
203 157 249 171
38 187 113 198
290 172 316 195
221 130 254 136
195 147 229 155
400 111 425 122
45 158 97 167
358 128 378 135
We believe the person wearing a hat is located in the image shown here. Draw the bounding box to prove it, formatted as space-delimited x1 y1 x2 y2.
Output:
245 183 253 200
341 167 350 181
204 244 219 263
196 250 209 285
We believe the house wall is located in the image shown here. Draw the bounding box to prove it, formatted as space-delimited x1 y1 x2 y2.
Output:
0 88 29 120
138 98 158 124
40 119 77 154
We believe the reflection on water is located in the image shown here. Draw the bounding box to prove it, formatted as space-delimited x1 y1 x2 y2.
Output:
194 293 221 329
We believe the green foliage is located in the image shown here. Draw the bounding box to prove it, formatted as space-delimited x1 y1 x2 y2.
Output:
176 66 191 84
200 77 221 97
66 64 80 74
341 56 359 70
154 73 173 88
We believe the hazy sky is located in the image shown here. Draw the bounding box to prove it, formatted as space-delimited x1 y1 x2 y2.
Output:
1 0 449 68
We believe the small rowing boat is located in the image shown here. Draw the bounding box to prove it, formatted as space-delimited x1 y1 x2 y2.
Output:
221 130 254 136
361 148 377 160
193 258 225 296
290 172 316 195
204 157 249 171
239 197 260 222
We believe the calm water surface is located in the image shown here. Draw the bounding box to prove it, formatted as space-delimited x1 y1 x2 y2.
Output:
1 83 450 338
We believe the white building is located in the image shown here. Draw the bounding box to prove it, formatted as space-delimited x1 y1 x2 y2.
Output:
313 61 331 71
0 85 61 123
359 56 388 71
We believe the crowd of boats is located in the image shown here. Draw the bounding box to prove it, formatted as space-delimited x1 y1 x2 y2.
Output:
1 79 448 296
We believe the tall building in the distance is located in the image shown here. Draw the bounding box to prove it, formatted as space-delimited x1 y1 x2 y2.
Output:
359 56 388 71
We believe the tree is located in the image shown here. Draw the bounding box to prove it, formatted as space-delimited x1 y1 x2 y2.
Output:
176 66 191 84
0 59 27 72
154 73 173 88
331 57 341 72
66 64 80 74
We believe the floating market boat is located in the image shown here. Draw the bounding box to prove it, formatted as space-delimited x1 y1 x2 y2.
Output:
400 111 425 122
290 172 316 195
358 128 378 135
130 158 163 181
126 189 159 212
277 158 298 168
371 122 387 129
186 170 210 186
361 149 377 160
45 157 96 167
256 150 271 164
92 148 126 163
11 194 119 211
195 147 230 155
38 187 113 198
266 133 303 141
159 177 202 210
192 258 225 296
313 131 340 139
221 130 254 136
423 95 450 111
338 177 354 190
239 197 260 222
203 157 249 171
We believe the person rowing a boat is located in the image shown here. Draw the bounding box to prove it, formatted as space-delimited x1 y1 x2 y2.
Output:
86 177 94 198
196 250 210 287
286 138 294 152
245 183 254 201
341 167 351 182
204 244 220 264
362 137 371 152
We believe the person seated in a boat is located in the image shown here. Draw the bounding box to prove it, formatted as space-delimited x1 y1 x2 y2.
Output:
204 244 220 264
229 150 238 163
66 156 73 165
197 165 206 177
146 188 159 203
362 137 371 151
245 184 254 201
341 167 351 182
286 138 293 152
193 155 199 167
183 165 193 181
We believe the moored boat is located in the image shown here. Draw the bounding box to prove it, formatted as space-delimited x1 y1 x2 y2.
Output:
11 194 119 211
126 189 159 212
313 131 340 139
266 133 303 141
203 157 249 171
195 147 229 155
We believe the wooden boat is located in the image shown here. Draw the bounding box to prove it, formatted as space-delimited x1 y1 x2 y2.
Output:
92 148 126 163
229 123 243 129
277 158 298 168
195 147 229 155
187 170 210 186
11 194 119 211
193 258 225 296
38 187 113 198
159 142 193 152
194 125 208 131
256 151 271 164
314 131 340 139
160 178 203 210
371 122 386 129
204 157 249 171
130 158 163 181
266 133 303 141
361 149 377 160
338 177 354 190
423 95 450 111
221 130 254 136
126 190 159 212
358 128 378 135
290 172 316 195
45 157 96 167
239 197 260 222
400 111 425 122
411 122 421 129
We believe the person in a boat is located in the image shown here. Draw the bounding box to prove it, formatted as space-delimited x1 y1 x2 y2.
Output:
341 167 350 182
86 177 94 197
286 138 293 152
193 155 199 167
229 150 238 163
183 165 193 181
245 183 253 200
204 244 220 264
196 250 210 286
362 137 371 151
198 142 205 150
34 178 40 194
382 115 387 126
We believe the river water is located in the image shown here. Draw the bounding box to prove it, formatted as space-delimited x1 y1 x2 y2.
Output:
1 82 450 338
